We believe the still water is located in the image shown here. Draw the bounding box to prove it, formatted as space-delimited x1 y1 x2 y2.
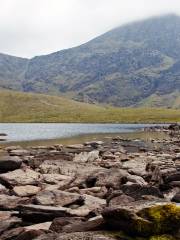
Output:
0 123 166 143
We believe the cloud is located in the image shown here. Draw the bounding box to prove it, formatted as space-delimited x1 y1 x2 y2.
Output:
0 0 180 58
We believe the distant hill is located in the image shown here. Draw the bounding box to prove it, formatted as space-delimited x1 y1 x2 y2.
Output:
0 14 180 108
0 89 180 123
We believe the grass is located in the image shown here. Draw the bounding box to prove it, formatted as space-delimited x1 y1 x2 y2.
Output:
0 89 180 123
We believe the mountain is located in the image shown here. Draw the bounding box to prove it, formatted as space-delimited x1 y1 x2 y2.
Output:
0 14 180 108
1 89 180 123
0 53 28 90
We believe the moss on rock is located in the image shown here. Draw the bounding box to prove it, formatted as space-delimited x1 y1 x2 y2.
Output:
138 204 180 234
103 203 180 237
149 235 176 240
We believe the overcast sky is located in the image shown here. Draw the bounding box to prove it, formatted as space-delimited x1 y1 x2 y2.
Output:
1 0 180 58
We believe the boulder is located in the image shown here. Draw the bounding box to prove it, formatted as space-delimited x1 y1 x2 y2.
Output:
127 174 147 185
83 194 106 213
34 190 84 207
0 133 7 136
0 169 42 188
25 222 52 231
0 194 29 210
33 232 116 240
120 184 163 200
0 156 22 172
165 172 180 183
73 151 99 163
0 183 7 193
169 181 180 187
39 160 103 177
13 185 41 197
102 201 180 237
0 227 46 240
108 194 135 206
122 158 147 174
50 217 84 233
30 233 58 240
79 186 107 198
42 174 71 184
172 191 180 203
0 227 25 240
5 146 22 152
18 204 94 222
84 141 104 147
94 168 128 189
18 204 73 222
9 149 30 156
66 144 84 149
0 211 22 235
60 216 105 233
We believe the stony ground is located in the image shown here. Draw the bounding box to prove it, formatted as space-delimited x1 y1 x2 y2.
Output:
0 125 179 240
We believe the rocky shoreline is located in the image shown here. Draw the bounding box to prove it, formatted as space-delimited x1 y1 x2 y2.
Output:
0 125 179 239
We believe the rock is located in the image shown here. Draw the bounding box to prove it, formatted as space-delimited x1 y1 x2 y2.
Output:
42 174 71 184
164 187 180 201
39 160 103 177
13 185 41 197
172 191 180 203
9 149 30 156
34 190 84 207
31 233 58 240
122 157 147 174
0 169 42 188
94 168 128 189
169 181 180 187
102 152 116 160
108 194 135 206
0 227 25 240
0 156 22 172
127 174 147 185
102 201 180 237
0 133 7 136
0 194 29 210
67 205 91 217
79 186 107 198
18 204 93 222
66 144 84 149
165 172 180 183
18 204 73 222
84 141 104 147
33 232 116 240
0 227 46 240
25 222 52 231
5 146 22 152
0 184 7 193
83 194 106 213
73 151 99 163
60 216 105 233
0 211 22 235
120 184 163 200
168 123 180 131
42 184 63 192
50 217 83 233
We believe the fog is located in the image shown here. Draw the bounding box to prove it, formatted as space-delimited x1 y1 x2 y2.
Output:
1 0 180 58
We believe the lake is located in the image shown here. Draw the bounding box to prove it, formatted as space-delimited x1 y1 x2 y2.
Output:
0 123 166 143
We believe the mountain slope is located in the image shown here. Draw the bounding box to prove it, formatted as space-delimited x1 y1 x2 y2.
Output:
0 89 180 123
0 53 28 90
0 14 180 107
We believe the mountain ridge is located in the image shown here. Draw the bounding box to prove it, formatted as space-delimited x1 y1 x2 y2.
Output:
0 14 180 108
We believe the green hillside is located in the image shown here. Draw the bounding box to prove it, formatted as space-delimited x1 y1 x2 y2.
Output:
0 89 180 123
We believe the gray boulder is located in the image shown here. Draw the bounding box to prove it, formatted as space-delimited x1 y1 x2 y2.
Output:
34 190 84 207
0 156 22 172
